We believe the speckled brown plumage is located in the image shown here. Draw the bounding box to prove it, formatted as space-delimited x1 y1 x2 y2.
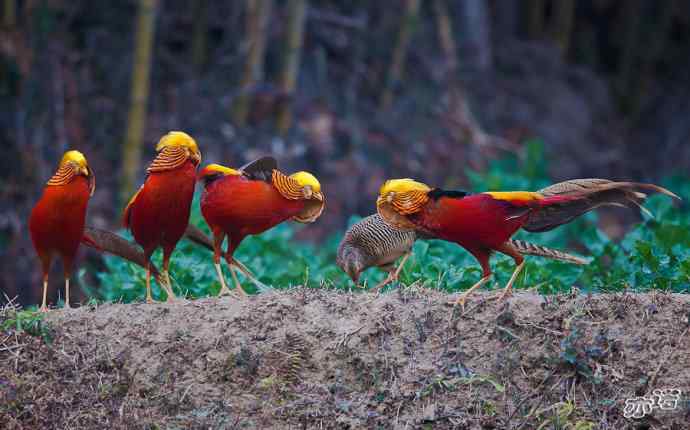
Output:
336 214 415 284
509 239 587 265
336 214 589 286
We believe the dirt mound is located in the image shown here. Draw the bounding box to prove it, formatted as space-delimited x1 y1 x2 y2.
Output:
2 289 689 429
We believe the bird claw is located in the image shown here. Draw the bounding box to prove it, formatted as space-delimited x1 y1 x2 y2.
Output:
447 296 467 313
217 287 238 298
497 289 513 302
38 306 50 313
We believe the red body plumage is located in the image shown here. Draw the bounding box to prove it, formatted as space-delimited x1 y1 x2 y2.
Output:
412 194 530 249
29 176 91 277
124 160 197 257
200 174 305 255
409 192 571 274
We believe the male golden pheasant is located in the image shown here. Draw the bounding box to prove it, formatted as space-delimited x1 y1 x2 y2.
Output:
29 150 95 311
376 178 679 307
123 131 201 303
337 213 586 292
198 157 325 296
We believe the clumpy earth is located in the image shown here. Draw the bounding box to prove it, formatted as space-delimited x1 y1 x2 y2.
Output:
1 288 689 429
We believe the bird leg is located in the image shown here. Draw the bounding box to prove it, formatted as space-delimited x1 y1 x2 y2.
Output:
498 261 525 301
39 275 49 313
229 257 269 292
494 241 526 301
63 278 71 309
229 265 248 297
215 262 233 296
449 249 493 311
373 252 411 293
161 253 177 302
450 275 492 311
145 262 157 304
212 230 234 297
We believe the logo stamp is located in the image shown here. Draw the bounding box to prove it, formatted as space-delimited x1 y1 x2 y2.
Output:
623 389 682 419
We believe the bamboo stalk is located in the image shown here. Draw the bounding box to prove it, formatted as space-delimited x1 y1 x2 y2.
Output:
275 0 307 136
433 0 458 77
4 0 15 28
616 0 642 107
380 0 420 110
527 0 544 39
550 0 575 57
120 0 158 205
191 0 208 70
232 0 273 127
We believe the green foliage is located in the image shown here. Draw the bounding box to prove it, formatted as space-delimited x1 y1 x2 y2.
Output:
93 142 689 302
0 309 53 344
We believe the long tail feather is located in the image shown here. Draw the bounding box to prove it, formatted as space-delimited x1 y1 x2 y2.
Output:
82 227 163 281
184 224 214 250
524 179 680 232
509 239 588 265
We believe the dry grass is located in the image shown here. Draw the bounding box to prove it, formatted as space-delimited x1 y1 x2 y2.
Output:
1 289 689 429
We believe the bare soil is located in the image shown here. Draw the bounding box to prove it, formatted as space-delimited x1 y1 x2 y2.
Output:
2 288 689 429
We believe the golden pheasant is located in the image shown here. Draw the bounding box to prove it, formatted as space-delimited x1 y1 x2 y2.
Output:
336 213 586 292
198 156 325 296
123 131 201 303
29 150 95 311
376 178 679 307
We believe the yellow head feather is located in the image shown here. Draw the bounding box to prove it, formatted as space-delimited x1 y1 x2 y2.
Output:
376 178 431 229
203 163 241 176
60 150 89 169
49 150 95 195
379 178 431 197
156 131 200 154
289 171 321 193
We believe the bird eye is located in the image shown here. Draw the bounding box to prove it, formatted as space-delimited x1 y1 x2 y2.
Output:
303 186 313 199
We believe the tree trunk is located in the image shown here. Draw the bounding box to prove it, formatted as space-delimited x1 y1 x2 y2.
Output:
191 0 208 71
275 0 307 136
616 0 642 112
459 0 492 71
493 0 519 40
120 0 158 205
527 0 545 39
433 0 458 78
232 0 273 128
3 0 15 28
550 0 575 57
380 0 420 110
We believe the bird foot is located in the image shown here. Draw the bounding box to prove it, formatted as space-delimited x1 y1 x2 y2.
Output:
498 289 513 302
38 306 50 313
447 295 468 312
145 297 159 304
373 274 398 293
488 288 513 302
217 287 237 298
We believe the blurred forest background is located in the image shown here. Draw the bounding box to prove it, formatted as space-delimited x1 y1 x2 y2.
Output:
2 0 690 305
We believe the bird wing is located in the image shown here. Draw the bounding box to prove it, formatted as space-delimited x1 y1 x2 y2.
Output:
523 179 680 233
239 156 278 182
482 191 545 222
122 185 143 228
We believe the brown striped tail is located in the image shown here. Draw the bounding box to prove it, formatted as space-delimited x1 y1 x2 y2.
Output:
509 239 588 265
